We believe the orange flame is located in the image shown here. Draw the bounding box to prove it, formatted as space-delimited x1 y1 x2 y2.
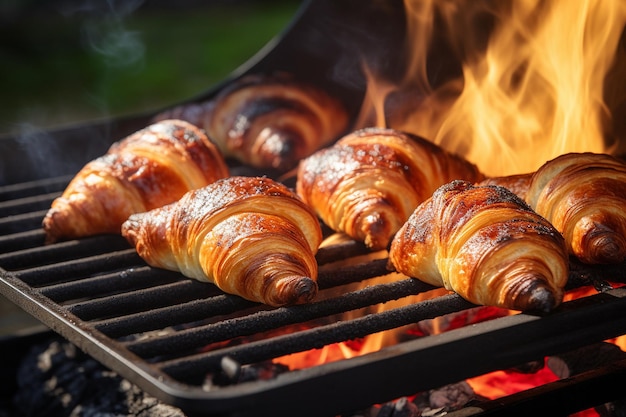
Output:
278 1 626 410
357 0 626 176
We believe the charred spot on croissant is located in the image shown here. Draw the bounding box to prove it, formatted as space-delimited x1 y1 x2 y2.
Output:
529 222 564 238
440 179 473 194
509 276 557 313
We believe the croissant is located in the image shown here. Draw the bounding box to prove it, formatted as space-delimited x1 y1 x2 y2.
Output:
524 152 626 264
388 180 569 312
154 72 349 172
296 127 485 250
42 119 229 243
478 173 532 201
121 176 323 307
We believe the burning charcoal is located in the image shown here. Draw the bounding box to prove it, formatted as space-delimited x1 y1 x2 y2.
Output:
376 397 421 417
596 399 626 417
401 381 487 417
547 342 626 378
507 359 545 374
410 391 431 412
428 381 477 411
238 361 290 383
547 342 626 417
12 336 185 417
419 408 446 417
365 382 484 417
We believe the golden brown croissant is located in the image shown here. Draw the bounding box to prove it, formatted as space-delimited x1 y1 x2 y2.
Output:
296 127 485 250
154 72 349 172
525 152 626 264
478 173 532 201
42 119 229 243
121 176 323 307
388 180 569 312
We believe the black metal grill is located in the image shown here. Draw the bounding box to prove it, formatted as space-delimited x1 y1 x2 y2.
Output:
2 1 626 415
1 175 626 417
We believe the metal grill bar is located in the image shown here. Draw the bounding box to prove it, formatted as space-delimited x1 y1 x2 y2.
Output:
149 288 626 417
157 292 477 379
93 294 258 339
0 229 45 253
451 357 626 417
66 280 221 320
39 266 182 302
0 173 625 417
0 192 57 216
123 278 445 359
0 176 70 200
14 248 141 284
0 210 46 232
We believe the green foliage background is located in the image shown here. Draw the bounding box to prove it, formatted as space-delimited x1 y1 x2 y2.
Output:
0 1 300 134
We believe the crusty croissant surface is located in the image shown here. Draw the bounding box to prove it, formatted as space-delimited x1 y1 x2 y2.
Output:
296 127 485 250
478 173 532 201
121 176 323 307
525 152 626 264
155 72 349 172
388 180 569 312
42 119 229 243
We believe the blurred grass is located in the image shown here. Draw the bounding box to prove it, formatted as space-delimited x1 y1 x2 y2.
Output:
0 1 301 134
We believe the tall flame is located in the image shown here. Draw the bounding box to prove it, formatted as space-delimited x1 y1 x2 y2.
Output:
359 0 626 176
275 1 626 408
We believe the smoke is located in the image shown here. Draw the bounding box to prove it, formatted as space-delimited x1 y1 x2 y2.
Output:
59 0 146 69
10 123 64 183
0 1 148 184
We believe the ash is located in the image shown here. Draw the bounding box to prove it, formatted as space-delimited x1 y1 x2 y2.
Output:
7 336 186 417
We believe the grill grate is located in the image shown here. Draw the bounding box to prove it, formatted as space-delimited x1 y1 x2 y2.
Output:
1 176 626 417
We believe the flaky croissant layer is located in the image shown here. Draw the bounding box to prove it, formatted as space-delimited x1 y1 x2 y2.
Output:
297 127 484 250
482 152 626 265
525 152 626 264
155 72 349 172
42 119 229 243
121 176 323 307
389 180 569 312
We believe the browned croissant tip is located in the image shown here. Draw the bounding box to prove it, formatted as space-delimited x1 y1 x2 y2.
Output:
510 277 559 313
591 241 626 264
41 210 60 244
361 212 394 251
270 276 318 306
120 215 141 246
579 224 626 264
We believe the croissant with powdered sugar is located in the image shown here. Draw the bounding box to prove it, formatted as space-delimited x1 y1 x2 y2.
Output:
42 119 229 243
388 180 569 312
296 127 484 250
121 176 323 307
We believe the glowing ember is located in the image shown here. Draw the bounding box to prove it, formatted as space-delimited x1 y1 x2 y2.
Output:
274 337 367 370
466 362 559 400
466 365 600 416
